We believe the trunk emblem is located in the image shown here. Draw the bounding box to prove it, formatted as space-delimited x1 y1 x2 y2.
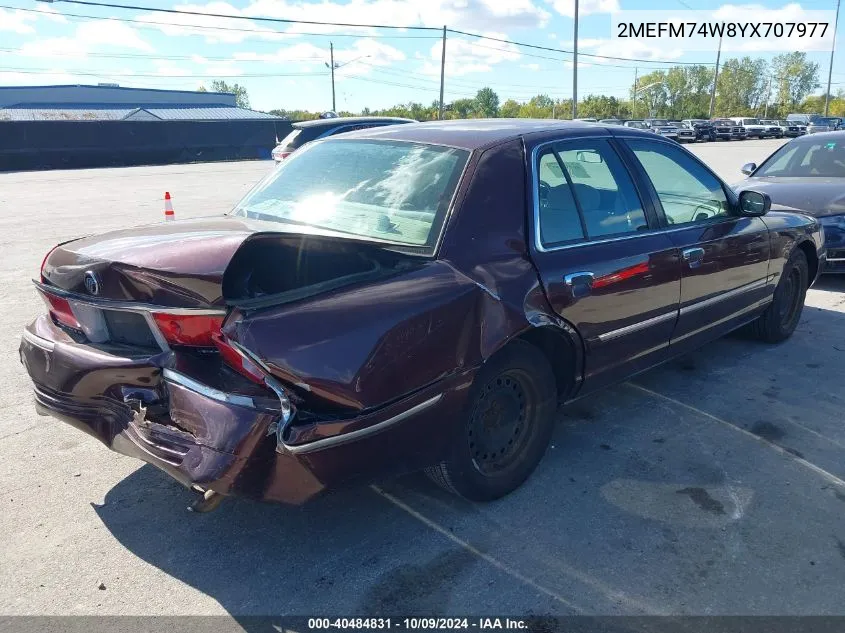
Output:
83 271 101 295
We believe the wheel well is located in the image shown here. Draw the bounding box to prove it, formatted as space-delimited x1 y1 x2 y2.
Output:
513 326 578 401
797 240 818 285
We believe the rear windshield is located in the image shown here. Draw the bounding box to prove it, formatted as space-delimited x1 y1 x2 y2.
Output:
755 140 845 177
231 139 469 251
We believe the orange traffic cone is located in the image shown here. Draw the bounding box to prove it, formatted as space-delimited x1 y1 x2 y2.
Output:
164 192 175 222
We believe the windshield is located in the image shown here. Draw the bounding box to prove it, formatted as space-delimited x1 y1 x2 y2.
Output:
650 120 671 126
742 118 760 125
755 139 845 177
277 129 302 149
231 139 469 250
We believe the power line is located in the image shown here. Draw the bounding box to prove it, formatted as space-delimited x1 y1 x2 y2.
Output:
47 0 441 30
0 65 328 78
0 46 327 63
40 0 717 66
0 5 441 39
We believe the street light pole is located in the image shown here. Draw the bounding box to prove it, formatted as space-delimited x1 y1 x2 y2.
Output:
825 0 841 116
330 42 336 112
708 35 722 118
572 0 579 119
439 25 446 120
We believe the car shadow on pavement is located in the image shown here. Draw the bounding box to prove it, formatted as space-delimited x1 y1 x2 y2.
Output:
91 303 845 618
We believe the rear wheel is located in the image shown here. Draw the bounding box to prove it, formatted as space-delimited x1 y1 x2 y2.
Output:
751 249 808 343
425 341 557 501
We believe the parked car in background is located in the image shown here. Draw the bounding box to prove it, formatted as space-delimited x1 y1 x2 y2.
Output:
807 117 840 134
643 118 680 141
711 119 746 140
271 116 415 162
624 120 649 129
786 113 822 126
19 120 824 509
730 117 769 138
736 132 842 271
774 120 801 137
675 122 697 143
759 119 784 138
598 118 624 125
681 119 716 142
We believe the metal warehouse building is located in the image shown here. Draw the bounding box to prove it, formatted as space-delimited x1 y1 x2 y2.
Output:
0 84 292 171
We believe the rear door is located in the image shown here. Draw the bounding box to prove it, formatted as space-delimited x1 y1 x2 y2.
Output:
621 138 770 351
529 136 681 394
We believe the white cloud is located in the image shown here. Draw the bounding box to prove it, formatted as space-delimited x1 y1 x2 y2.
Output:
420 34 520 76
243 0 550 34
0 8 37 34
548 0 620 18
521 63 541 70
142 1 293 43
17 20 153 59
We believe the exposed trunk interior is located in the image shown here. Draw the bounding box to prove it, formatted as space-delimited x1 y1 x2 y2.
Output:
222 233 420 309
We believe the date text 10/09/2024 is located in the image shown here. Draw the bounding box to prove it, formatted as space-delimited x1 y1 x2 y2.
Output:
307 619 529 630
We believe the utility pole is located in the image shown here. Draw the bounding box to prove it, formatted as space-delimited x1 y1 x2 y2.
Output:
572 0 579 119
764 76 772 118
708 35 722 118
632 67 638 119
825 0 841 116
330 42 336 112
439 26 446 120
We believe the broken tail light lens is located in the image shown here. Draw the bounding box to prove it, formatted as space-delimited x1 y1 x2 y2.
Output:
212 333 265 384
39 291 81 330
151 313 224 347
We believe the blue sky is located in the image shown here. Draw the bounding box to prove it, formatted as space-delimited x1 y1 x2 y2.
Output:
0 0 842 112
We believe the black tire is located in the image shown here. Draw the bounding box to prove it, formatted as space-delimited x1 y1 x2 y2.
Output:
425 340 557 501
751 248 808 343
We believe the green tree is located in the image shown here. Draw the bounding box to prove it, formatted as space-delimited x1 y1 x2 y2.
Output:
201 80 251 109
715 57 767 116
771 52 819 113
473 87 500 118
450 98 476 119
499 99 521 118
633 70 668 117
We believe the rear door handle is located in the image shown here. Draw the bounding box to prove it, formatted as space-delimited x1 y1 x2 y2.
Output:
682 247 705 268
564 272 594 297
564 272 595 287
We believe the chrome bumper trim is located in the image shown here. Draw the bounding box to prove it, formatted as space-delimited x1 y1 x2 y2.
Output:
282 393 443 454
163 369 257 409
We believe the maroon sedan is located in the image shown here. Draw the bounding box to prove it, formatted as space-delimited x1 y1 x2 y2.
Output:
20 120 825 510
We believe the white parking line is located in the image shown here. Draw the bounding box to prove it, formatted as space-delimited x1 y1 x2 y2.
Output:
370 485 583 612
628 383 845 489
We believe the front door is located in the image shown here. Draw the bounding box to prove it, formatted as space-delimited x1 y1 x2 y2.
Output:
622 138 771 351
529 137 681 394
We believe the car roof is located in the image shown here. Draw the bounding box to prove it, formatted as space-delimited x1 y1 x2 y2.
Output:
328 118 657 150
293 116 416 129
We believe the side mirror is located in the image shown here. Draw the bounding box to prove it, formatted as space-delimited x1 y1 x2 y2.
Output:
740 162 757 175
739 190 771 217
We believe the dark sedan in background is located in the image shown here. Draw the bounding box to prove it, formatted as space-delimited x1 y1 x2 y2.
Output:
737 132 843 270
712 119 746 140
271 116 415 162
21 120 823 512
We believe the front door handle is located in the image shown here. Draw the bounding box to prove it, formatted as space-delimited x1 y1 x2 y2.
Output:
682 247 705 268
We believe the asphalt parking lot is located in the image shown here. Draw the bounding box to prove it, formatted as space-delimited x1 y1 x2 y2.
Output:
2 137 845 618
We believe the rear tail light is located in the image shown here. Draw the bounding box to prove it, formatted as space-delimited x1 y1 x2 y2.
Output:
39 291 81 330
151 313 224 347
212 333 265 384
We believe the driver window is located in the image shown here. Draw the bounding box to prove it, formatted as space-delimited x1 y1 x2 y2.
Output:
626 139 730 226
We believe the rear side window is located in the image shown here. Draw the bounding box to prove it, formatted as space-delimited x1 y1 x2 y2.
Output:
536 139 647 248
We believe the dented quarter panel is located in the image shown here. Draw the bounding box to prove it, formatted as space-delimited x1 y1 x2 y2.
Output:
760 211 825 284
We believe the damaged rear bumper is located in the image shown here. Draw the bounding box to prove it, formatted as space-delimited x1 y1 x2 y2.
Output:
20 319 472 505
